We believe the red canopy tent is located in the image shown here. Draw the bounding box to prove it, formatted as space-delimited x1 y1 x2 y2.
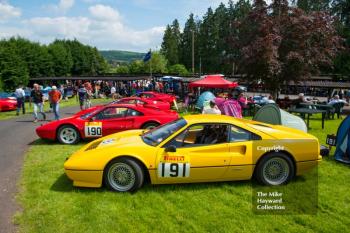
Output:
188 74 238 88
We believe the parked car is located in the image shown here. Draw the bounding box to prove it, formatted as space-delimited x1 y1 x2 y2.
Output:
64 114 321 192
36 103 179 144
0 97 17 111
113 97 170 111
134 91 176 104
0 92 15 98
73 97 172 117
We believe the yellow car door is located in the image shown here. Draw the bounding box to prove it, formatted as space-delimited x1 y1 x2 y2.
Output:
223 124 258 180
155 124 232 184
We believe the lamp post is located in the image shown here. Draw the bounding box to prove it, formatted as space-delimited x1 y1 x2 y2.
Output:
192 30 195 77
149 49 152 79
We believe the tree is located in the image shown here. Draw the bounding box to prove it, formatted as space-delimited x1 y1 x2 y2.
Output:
179 13 200 72
171 19 181 62
129 60 144 73
233 0 343 97
168 64 189 75
332 0 350 76
65 39 90 75
93 47 109 74
0 37 109 90
213 3 229 73
85 47 108 75
48 41 73 76
161 19 181 65
0 42 29 91
37 45 54 77
161 25 177 65
224 0 252 75
115 65 130 74
293 0 331 12
7 37 54 78
199 7 219 73
143 52 168 73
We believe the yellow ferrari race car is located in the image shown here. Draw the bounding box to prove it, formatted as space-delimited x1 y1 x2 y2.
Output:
64 115 321 192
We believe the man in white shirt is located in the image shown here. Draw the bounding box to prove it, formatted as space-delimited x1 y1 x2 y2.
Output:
110 86 117 100
15 85 26 115
328 95 347 105
202 101 221 115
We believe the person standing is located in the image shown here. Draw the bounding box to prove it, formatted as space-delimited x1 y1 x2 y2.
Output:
60 84 67 101
328 95 348 105
30 84 45 122
159 82 164 93
237 93 248 109
110 85 117 100
84 82 93 109
77 84 87 110
15 85 26 115
202 101 221 115
49 86 62 120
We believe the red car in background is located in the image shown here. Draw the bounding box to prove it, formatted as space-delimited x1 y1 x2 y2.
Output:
73 97 171 117
113 97 170 111
0 97 17 112
134 91 176 104
36 104 179 144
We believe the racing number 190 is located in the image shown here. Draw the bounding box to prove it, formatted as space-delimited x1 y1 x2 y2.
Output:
87 127 102 136
158 163 190 178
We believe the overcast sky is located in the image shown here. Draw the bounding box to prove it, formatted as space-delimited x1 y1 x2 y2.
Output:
0 0 227 52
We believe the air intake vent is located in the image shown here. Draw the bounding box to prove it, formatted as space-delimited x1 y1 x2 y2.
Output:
85 140 101 151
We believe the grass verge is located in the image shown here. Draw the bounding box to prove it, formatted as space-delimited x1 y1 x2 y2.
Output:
16 114 350 233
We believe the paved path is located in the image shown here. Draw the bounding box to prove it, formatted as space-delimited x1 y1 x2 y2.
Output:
0 106 81 233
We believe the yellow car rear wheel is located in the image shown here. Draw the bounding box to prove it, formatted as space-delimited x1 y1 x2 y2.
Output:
255 152 295 186
104 158 144 192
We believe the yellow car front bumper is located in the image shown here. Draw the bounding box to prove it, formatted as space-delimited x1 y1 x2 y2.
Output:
65 169 103 188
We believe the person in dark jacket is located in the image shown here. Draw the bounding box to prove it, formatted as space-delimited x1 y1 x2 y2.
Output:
77 85 87 110
30 84 45 122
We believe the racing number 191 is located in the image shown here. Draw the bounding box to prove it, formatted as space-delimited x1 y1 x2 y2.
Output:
158 163 190 178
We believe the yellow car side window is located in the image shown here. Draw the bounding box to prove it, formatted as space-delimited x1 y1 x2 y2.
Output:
229 125 251 142
167 124 229 148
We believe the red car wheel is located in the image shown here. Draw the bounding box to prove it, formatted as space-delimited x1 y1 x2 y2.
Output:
57 125 80 144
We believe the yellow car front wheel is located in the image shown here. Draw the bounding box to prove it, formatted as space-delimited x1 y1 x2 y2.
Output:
104 158 144 192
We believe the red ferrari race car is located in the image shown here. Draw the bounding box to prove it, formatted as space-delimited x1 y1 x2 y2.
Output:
0 97 17 112
36 103 179 144
134 91 176 104
113 97 170 111
73 97 171 116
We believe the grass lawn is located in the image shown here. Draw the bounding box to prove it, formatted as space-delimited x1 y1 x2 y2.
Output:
0 98 110 121
16 114 350 233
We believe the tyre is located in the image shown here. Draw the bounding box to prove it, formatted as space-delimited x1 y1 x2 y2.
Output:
57 125 80 144
255 152 295 186
104 158 144 192
142 122 159 130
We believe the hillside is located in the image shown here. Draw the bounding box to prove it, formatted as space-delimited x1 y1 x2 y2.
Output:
99 50 145 63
